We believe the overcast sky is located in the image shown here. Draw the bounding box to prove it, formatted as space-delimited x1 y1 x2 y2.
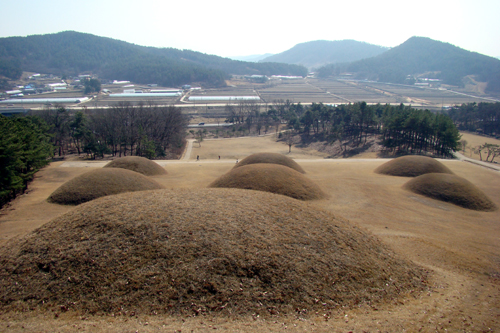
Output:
1 0 499 59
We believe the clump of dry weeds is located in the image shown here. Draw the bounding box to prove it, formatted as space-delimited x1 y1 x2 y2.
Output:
47 168 164 205
0 188 427 316
210 164 326 200
404 173 497 211
104 156 167 176
375 155 453 177
234 152 306 174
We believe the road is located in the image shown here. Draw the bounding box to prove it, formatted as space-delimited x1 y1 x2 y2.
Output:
453 151 500 171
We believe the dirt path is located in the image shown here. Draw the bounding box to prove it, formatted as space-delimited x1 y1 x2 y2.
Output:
181 139 195 160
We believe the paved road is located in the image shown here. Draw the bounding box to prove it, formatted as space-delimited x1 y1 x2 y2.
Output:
453 151 500 171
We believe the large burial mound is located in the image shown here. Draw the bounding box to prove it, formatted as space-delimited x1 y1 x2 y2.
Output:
210 163 326 200
375 155 453 177
103 156 167 176
404 173 497 211
0 188 427 316
234 152 306 174
47 168 164 205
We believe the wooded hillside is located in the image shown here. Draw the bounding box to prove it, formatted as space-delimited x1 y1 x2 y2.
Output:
317 37 500 94
261 40 387 69
0 31 307 87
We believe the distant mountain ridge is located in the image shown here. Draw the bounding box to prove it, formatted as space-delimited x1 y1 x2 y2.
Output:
317 37 500 94
229 54 274 62
0 31 307 88
260 40 388 69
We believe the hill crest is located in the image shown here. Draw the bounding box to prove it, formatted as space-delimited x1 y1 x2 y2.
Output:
261 40 388 69
317 36 500 94
0 31 307 87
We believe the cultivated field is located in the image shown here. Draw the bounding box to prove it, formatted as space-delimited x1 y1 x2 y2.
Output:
0 134 499 332
3 78 499 115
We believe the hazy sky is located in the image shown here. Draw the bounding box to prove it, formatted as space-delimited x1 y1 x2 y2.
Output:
1 0 499 58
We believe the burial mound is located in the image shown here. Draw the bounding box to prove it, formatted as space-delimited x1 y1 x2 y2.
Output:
210 163 325 200
234 152 306 174
47 168 164 205
104 156 167 176
375 155 453 177
0 188 427 316
404 173 497 211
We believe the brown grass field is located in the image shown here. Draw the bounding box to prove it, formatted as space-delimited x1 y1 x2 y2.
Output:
459 132 500 163
0 134 499 332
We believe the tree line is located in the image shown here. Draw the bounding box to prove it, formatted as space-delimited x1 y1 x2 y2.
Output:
0 115 53 207
223 100 461 157
447 102 500 137
448 102 500 163
31 102 188 160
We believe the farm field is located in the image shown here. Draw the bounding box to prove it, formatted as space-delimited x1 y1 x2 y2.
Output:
0 134 499 332
3 78 499 114
256 80 344 104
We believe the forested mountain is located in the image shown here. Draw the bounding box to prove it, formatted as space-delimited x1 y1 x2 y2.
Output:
0 31 307 87
229 54 274 62
317 37 500 94
260 40 388 69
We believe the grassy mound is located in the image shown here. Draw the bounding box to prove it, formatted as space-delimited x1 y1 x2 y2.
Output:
404 173 497 211
210 163 326 200
234 152 306 174
0 188 427 316
104 156 167 176
47 168 164 205
375 155 453 177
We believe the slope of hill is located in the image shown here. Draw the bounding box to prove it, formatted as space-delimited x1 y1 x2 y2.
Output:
260 40 388 69
229 53 274 62
317 37 500 94
0 31 307 88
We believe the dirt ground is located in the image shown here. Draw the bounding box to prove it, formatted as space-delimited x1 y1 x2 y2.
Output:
1 134 499 332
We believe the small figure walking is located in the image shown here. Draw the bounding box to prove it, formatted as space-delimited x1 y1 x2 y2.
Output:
218 155 220 160
236 159 238 164
197 155 199 161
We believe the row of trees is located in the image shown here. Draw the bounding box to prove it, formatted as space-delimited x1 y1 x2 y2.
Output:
32 102 188 159
224 100 461 157
0 116 53 207
447 102 500 137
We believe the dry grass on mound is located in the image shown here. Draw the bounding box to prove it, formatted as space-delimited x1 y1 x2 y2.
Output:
0 188 427 316
404 173 497 211
234 152 306 174
47 168 164 205
104 156 167 176
375 155 454 177
210 164 326 201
